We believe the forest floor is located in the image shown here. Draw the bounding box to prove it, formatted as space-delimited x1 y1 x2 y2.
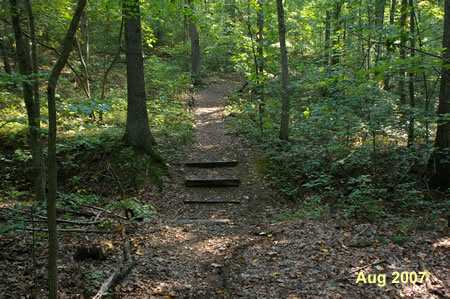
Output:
0 79 448 298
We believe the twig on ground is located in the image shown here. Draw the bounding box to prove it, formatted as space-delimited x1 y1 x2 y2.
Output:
92 227 136 298
81 203 128 220
22 227 113 233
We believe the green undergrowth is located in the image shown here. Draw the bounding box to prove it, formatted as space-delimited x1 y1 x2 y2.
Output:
0 56 194 224
226 65 448 230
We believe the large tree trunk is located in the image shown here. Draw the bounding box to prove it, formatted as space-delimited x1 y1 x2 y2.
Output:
187 0 201 85
46 0 87 297
276 0 290 140
123 0 157 153
429 0 450 190
9 0 46 203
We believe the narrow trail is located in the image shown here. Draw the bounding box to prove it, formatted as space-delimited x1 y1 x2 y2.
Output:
116 80 283 297
115 80 449 298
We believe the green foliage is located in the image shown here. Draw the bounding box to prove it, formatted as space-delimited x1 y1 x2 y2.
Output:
226 59 442 223
276 196 327 222
81 269 104 293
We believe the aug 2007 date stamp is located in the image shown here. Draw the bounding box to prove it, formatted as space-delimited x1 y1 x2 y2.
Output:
355 271 430 287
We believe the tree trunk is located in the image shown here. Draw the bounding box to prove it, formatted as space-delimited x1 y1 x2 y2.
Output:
384 0 396 90
188 0 201 85
0 29 11 74
374 0 385 63
1 0 11 75
325 10 331 64
330 1 342 65
276 0 290 140
399 0 407 106
46 0 87 297
429 0 450 190
123 0 158 153
80 5 89 63
407 0 415 147
9 0 46 204
257 0 264 136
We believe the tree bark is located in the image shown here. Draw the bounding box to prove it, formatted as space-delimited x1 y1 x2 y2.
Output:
383 0 396 90
325 10 331 64
374 0 385 63
330 1 342 65
123 0 158 153
46 0 87 297
429 0 450 190
80 4 89 63
276 0 290 140
0 29 11 74
407 0 415 147
187 0 201 85
399 0 407 106
1 0 11 74
257 0 264 136
9 0 46 203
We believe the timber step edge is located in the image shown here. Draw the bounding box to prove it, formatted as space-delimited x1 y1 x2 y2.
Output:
183 199 241 204
185 160 239 168
169 219 232 224
185 178 240 187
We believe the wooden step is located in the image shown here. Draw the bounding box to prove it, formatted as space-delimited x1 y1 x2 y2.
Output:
169 219 232 224
185 178 240 187
185 160 239 168
183 199 241 204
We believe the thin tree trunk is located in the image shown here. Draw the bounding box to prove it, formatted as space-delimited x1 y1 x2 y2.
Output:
374 0 385 63
1 0 11 75
277 0 290 140
80 5 89 63
384 0 396 90
331 1 342 65
0 29 11 74
429 0 450 190
257 0 264 137
407 0 415 147
123 0 160 156
188 0 201 85
325 10 331 64
46 0 87 297
9 0 46 204
100 20 123 102
399 0 407 106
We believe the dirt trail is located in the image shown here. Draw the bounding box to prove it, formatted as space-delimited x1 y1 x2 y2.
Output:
115 80 449 298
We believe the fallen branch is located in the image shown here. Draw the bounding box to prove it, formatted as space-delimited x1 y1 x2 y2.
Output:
80 204 128 220
4 207 103 225
22 227 113 233
93 228 136 298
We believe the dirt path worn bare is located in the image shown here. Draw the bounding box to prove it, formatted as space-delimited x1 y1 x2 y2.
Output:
114 80 449 298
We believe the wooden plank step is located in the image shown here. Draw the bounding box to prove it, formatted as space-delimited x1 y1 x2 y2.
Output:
185 160 239 168
183 200 241 204
185 178 240 187
169 219 232 224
